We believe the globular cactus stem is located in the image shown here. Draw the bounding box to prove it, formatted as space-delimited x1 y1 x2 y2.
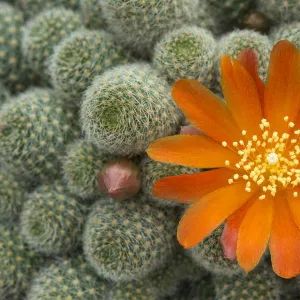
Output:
83 196 178 281
22 8 84 79
80 63 182 156
20 183 86 254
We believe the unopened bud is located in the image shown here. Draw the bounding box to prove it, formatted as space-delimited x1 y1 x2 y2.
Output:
97 159 141 201
180 125 202 136
220 223 238 261
244 11 272 34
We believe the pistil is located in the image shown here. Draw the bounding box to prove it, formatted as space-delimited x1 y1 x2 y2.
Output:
222 116 300 198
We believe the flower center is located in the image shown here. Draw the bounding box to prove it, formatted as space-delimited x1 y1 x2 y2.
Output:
223 117 300 199
266 152 278 165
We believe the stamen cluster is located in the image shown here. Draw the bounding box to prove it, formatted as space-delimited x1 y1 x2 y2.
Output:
222 117 300 199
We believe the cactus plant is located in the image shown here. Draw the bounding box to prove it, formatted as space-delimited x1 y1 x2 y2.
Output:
80 0 106 29
0 169 27 222
81 63 182 156
27 255 110 300
63 139 114 198
214 264 278 299
0 88 79 181
22 8 84 79
20 183 86 254
0 3 42 94
153 26 217 86
140 157 200 207
83 196 177 281
50 29 128 99
188 225 242 275
100 0 199 57
110 280 157 300
257 0 300 24
0 3 24 80
0 225 44 299
17 0 80 18
270 22 300 50
217 29 272 83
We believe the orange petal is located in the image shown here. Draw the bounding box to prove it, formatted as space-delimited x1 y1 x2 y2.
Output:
270 191 300 278
237 49 265 108
286 188 300 230
146 135 240 169
221 55 263 136
177 182 258 249
221 197 256 260
153 168 234 203
293 112 300 129
237 195 274 273
172 79 241 144
264 40 300 133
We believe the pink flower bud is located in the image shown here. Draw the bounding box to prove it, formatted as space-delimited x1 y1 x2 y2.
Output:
180 125 202 136
97 159 141 201
220 222 238 261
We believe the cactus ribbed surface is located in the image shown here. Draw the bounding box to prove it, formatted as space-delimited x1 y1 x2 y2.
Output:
110 280 157 300
81 63 182 156
50 30 128 99
0 3 23 80
100 0 199 57
0 225 44 299
214 265 278 299
17 0 80 18
189 225 242 275
20 184 85 254
22 8 84 79
218 29 272 82
153 26 217 86
0 88 79 181
271 22 300 50
63 139 114 198
0 170 27 222
27 256 110 300
80 0 106 29
83 197 177 281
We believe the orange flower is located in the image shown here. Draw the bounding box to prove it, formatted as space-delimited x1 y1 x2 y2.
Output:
146 40 300 279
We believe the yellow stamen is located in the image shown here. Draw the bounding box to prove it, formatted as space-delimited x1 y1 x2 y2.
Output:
224 117 300 198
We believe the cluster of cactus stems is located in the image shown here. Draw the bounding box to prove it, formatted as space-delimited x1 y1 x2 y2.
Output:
0 0 299 299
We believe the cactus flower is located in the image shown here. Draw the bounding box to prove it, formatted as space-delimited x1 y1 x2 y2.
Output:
147 40 300 279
